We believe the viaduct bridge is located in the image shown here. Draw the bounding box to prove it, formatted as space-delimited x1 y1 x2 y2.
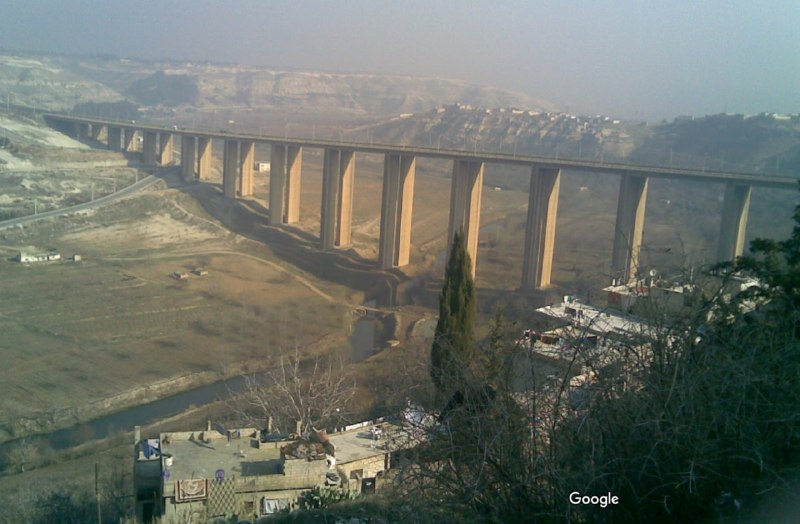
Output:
44 114 797 289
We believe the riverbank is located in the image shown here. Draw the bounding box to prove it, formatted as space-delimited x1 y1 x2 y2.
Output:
0 331 346 446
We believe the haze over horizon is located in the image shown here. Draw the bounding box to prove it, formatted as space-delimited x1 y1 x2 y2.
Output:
2 0 798 120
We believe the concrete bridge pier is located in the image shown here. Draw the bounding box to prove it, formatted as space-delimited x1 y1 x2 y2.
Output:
379 153 416 269
143 131 158 166
76 123 90 140
238 141 255 197
90 124 104 142
447 159 484 278
320 148 355 250
269 144 303 225
107 126 123 151
123 129 138 152
180 136 197 182
611 174 649 283
223 139 240 198
197 137 213 180
521 167 561 290
717 182 752 262
158 133 174 165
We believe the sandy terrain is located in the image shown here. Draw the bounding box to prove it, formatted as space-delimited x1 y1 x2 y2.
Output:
0 150 33 169
0 136 531 442
0 184 355 441
61 212 219 249
0 116 87 149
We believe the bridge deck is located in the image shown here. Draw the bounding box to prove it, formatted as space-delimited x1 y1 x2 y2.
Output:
45 114 797 189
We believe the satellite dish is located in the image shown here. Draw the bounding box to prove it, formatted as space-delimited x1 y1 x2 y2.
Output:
649 268 658 278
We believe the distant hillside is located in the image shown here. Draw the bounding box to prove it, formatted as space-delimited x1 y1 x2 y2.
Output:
0 54 123 110
361 104 637 159
132 64 554 117
0 51 553 117
362 105 800 176
2 50 797 177
631 113 800 174
125 70 199 106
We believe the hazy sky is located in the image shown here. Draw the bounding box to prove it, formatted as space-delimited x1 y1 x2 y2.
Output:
2 0 798 119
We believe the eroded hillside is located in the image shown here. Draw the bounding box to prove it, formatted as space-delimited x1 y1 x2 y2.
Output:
0 51 553 118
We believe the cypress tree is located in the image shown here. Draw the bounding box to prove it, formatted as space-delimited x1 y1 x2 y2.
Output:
431 230 476 397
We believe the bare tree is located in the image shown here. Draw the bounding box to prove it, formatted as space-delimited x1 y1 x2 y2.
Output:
388 333 553 522
4 438 40 473
228 348 356 435
389 292 709 522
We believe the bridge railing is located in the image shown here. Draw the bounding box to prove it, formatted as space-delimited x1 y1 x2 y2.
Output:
41 110 799 181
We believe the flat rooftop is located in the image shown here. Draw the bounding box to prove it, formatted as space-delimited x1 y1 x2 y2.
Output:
159 423 401 483
535 300 653 338
162 432 281 482
329 424 400 463
603 282 698 299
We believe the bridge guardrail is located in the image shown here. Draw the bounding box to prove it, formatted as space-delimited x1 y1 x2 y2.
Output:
40 112 799 187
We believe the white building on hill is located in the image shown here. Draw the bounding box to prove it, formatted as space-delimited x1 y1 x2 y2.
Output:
16 250 60 263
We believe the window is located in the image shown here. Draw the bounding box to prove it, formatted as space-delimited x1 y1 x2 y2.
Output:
361 477 376 494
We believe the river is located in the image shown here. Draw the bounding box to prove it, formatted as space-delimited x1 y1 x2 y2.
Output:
1 311 382 467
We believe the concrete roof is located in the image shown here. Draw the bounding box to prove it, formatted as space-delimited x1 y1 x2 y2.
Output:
329 425 397 463
535 300 653 339
162 433 282 483
159 423 399 484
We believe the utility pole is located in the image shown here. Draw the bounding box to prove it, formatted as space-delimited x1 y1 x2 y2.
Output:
95 462 103 524
91 182 95 201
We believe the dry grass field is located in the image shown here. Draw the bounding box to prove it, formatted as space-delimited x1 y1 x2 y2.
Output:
0 186 351 442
